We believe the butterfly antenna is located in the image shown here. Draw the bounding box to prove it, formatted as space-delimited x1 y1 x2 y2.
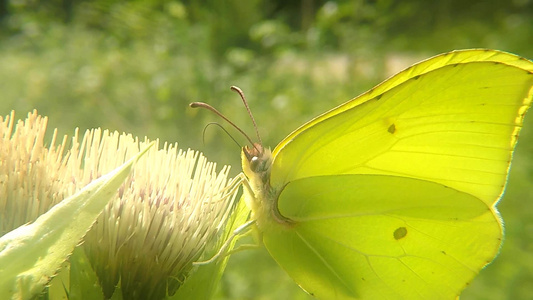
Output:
203 122 242 149
230 86 263 146
190 102 257 148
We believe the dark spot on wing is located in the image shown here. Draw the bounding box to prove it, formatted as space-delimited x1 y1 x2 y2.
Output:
388 123 396 134
394 227 407 240
376 94 382 100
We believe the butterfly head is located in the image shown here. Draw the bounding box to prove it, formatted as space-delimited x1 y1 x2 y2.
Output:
242 143 272 178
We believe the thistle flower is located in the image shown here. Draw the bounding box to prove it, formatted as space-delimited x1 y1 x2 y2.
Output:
0 110 74 235
0 111 242 300
0 112 146 300
77 130 240 299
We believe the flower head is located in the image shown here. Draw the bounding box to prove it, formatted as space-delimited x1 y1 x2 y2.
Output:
77 130 240 299
0 111 241 299
0 110 74 235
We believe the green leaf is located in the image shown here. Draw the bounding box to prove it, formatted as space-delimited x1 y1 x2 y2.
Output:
0 143 153 300
67 246 104 299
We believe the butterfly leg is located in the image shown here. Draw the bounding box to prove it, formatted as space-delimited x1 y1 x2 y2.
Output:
193 219 256 265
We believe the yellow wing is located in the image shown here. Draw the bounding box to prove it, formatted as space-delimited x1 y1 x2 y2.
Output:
270 49 533 206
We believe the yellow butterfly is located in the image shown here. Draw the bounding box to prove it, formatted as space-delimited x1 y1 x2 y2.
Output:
195 49 533 299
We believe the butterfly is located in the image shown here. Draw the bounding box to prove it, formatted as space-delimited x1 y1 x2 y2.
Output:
194 49 533 299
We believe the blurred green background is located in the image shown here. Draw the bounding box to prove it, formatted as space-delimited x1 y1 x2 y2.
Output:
1 0 532 299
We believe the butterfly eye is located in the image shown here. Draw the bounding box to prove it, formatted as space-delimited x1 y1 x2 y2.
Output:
250 156 260 172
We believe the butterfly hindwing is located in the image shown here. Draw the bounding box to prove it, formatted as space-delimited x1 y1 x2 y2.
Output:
263 174 500 299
